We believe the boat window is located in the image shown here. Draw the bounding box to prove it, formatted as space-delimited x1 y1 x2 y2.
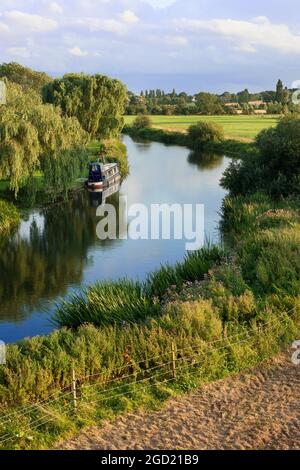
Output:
91 164 100 173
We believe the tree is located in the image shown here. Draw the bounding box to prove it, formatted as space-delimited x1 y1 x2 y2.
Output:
0 81 88 195
132 115 152 130
188 121 224 150
195 92 224 115
43 73 127 139
237 89 250 104
0 62 51 93
276 79 284 104
222 116 300 197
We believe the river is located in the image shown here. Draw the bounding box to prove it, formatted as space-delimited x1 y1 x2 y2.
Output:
0 135 230 343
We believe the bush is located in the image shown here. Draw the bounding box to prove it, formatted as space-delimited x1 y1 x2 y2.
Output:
221 193 300 297
222 115 300 197
187 121 224 151
132 115 152 131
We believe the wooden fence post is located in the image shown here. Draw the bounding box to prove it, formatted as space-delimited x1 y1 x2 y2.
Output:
171 342 177 380
72 368 77 413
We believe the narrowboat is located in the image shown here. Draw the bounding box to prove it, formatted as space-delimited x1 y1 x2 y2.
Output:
87 162 121 192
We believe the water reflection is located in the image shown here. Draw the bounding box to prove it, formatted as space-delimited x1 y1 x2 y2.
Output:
0 136 230 342
188 151 224 171
0 188 121 323
88 182 121 208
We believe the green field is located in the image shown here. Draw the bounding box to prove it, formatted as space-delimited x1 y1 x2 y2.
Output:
124 115 279 141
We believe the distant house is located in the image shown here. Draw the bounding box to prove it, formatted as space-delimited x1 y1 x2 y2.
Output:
224 99 267 115
248 100 266 107
254 109 267 115
224 102 243 114
224 102 239 108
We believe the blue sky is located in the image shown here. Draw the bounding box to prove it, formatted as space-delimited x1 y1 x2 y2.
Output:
1 0 300 93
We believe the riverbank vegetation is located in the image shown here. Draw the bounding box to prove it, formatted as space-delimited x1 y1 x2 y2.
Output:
1 240 299 449
124 114 278 142
123 117 256 158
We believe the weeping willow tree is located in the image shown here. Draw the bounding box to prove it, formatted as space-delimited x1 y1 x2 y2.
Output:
0 81 89 196
0 62 52 93
42 73 127 139
0 81 41 194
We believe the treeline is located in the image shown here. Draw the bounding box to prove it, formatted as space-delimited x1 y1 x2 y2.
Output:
126 79 299 116
0 62 127 200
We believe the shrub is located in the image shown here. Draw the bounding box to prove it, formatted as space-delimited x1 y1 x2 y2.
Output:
187 121 224 151
132 115 152 131
238 225 300 296
222 115 300 197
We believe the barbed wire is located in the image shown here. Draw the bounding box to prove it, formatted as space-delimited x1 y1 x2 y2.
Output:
0 307 296 447
0 310 292 428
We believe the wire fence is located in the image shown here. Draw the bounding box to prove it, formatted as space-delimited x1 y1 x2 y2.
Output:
0 310 296 447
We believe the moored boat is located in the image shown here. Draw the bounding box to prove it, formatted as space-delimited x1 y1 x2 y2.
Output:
86 162 121 192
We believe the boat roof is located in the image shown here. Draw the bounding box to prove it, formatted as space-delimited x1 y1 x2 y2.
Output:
90 162 118 169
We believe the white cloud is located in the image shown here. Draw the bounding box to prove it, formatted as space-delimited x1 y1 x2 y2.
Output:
165 35 188 46
49 2 64 14
77 18 126 34
0 22 9 34
2 10 58 33
175 17 300 54
120 10 139 24
6 47 31 58
142 0 177 9
68 46 88 56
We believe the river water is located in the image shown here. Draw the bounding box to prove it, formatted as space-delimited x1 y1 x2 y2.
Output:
0 135 230 343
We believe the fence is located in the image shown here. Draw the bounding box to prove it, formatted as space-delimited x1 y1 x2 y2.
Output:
0 311 295 448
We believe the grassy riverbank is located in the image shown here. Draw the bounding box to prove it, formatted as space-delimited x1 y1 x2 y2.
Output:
123 124 256 159
124 115 279 141
1 196 300 449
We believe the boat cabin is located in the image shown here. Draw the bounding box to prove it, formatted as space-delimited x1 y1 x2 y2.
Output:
87 162 120 191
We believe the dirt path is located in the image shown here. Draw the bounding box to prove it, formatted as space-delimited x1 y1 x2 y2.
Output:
58 352 300 450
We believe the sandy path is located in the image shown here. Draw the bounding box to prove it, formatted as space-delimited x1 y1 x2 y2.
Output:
58 352 300 450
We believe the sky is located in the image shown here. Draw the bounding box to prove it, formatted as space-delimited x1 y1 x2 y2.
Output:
1 0 300 93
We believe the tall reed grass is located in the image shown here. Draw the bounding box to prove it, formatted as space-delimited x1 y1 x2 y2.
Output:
52 246 226 329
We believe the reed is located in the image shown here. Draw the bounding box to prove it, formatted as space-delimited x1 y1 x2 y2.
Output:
52 280 160 329
52 246 226 329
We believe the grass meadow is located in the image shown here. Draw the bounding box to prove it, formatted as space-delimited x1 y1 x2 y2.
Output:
124 115 279 141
